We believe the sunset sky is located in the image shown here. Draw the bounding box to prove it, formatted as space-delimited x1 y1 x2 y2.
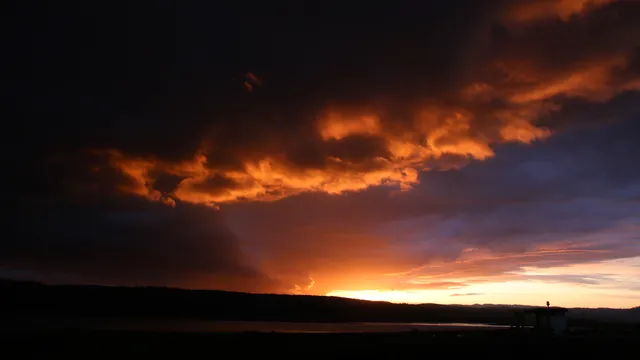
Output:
6 0 640 308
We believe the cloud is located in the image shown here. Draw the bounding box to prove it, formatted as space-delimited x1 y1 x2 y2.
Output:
243 72 262 92
514 274 605 286
292 277 315 294
450 293 484 297
91 1 640 208
4 195 281 292
9 1 640 300
101 104 547 207
221 119 640 295
490 3 640 105
506 0 615 22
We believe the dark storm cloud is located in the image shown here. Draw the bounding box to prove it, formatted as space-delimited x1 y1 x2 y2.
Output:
486 1 640 105
89 0 640 207
4 195 279 292
5 151 278 291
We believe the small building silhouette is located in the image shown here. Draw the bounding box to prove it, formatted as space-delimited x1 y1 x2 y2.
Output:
524 307 568 335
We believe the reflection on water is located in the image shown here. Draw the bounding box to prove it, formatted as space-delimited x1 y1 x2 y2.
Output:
24 319 510 333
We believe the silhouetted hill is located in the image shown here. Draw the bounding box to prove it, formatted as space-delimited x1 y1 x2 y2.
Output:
2 279 637 326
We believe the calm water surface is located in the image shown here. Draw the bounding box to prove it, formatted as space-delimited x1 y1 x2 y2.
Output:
25 319 509 333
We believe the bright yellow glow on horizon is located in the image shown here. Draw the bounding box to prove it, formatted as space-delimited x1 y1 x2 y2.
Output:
326 257 640 309
327 281 638 308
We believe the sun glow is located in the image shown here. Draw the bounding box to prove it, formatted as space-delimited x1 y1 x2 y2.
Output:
326 259 640 309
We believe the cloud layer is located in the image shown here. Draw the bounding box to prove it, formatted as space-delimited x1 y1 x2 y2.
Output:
7 0 640 305
100 0 640 207
227 119 640 303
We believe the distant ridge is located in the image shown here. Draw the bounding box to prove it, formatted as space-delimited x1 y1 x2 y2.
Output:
1 279 638 325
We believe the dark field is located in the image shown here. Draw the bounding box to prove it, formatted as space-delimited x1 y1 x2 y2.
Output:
4 329 639 358
3 281 638 357
4 280 639 326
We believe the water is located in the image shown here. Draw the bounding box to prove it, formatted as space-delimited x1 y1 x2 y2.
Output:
20 319 510 333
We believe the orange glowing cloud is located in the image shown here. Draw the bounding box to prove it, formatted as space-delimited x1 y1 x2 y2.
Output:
104 47 640 206
508 0 615 22
98 0 640 207
318 113 382 140
106 147 422 207
414 107 495 160
500 56 640 104
103 102 555 206
105 150 176 207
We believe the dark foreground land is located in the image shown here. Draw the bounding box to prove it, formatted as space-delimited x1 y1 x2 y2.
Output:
2 280 638 357
3 279 639 325
4 329 639 358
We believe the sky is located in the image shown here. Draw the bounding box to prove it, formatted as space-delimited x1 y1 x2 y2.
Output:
5 0 640 308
